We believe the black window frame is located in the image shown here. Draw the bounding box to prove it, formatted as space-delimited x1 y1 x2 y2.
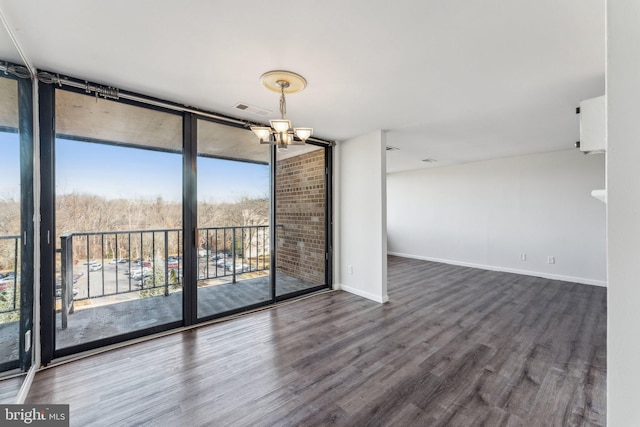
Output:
0 63 34 373
37 71 333 365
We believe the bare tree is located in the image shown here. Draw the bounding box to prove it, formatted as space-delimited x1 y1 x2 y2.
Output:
50 192 268 264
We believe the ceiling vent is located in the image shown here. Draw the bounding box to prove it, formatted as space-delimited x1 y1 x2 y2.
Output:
386 146 400 151
422 158 437 163
233 102 271 116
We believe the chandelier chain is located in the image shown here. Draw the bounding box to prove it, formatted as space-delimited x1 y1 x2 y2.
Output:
279 86 287 119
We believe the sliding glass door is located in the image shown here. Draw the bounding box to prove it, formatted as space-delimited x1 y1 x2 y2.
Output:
196 119 271 320
275 144 329 297
50 88 183 356
39 77 332 363
0 70 33 374
0 76 22 371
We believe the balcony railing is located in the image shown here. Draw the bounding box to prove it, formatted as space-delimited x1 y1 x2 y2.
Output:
0 234 20 317
57 225 270 328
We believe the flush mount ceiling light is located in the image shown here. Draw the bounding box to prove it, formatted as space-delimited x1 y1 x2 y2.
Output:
250 70 313 149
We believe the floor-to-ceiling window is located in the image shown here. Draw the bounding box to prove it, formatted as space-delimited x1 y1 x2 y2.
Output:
0 66 33 376
39 74 332 363
196 119 272 319
0 76 22 370
47 88 184 357
275 144 330 297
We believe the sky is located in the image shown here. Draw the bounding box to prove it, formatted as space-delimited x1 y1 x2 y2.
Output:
0 132 20 199
1 132 269 203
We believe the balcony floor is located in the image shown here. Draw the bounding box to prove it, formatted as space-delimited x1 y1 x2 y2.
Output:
0 322 18 368
0 272 322 364
56 272 321 350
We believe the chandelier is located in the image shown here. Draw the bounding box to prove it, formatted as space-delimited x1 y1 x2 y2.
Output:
251 70 313 149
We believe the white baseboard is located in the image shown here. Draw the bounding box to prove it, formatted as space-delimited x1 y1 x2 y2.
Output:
388 252 607 287
335 283 389 303
15 365 37 404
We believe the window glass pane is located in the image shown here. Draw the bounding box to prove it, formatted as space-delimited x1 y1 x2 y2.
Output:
0 77 20 368
196 119 270 319
54 89 182 350
276 144 326 296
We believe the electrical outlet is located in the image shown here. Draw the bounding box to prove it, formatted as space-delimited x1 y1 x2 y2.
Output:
348 265 353 274
520 253 527 261
547 256 555 264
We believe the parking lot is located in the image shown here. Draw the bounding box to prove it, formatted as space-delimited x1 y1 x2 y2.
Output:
65 257 264 302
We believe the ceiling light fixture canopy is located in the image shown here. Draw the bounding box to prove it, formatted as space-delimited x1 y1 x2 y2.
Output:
251 70 313 149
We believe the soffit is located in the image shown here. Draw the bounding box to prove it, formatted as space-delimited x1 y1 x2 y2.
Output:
56 89 269 163
0 77 17 129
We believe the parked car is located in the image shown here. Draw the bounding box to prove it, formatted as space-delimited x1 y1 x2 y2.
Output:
89 263 102 271
131 271 150 280
129 267 151 280
225 262 248 272
55 282 78 298
82 259 97 265
118 258 129 263
210 253 227 263
134 277 155 288
127 267 142 275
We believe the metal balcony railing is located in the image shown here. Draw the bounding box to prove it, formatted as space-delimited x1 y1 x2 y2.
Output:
57 225 270 328
0 234 20 316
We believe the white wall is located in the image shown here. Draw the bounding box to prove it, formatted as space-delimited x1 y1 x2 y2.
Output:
607 0 640 423
335 130 388 303
387 149 606 286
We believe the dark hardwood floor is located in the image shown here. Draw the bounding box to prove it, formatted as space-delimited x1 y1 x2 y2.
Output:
25 256 606 426
0 374 24 403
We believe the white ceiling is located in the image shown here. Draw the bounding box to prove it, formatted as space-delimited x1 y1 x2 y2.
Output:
0 0 605 173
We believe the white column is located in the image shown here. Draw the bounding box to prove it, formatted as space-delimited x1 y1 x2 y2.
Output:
607 0 640 423
335 130 388 303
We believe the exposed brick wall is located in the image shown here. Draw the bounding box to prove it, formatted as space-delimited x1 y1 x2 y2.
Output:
276 148 326 285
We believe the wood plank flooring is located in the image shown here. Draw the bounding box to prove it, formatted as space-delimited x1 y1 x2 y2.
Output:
25 256 606 426
0 374 24 403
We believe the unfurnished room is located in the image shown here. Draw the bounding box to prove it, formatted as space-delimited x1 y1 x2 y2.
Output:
0 0 639 426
